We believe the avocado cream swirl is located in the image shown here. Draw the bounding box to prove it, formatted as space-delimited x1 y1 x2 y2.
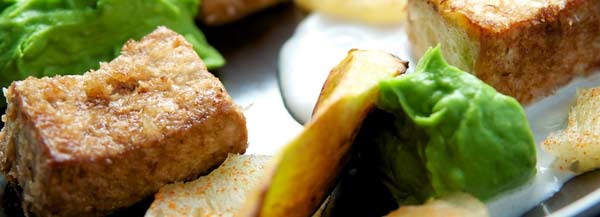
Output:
356 47 536 204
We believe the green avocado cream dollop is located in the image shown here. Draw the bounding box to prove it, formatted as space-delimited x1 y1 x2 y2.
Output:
0 0 224 104
356 46 536 204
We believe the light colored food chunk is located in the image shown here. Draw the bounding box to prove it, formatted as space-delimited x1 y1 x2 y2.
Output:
407 0 600 104
294 0 407 25
146 154 269 217
386 193 489 217
0 27 247 216
543 87 600 173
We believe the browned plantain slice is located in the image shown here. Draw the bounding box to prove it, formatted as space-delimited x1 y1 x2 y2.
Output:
240 49 408 217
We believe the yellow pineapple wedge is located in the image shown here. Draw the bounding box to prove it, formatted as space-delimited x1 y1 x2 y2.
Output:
240 49 408 217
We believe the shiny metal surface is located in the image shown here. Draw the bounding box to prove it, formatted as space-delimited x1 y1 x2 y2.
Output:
203 3 304 155
0 2 598 216
525 170 600 217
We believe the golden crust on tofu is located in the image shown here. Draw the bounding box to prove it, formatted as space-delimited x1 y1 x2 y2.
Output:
0 27 247 217
408 0 600 104
145 154 270 217
543 87 600 174
431 0 567 32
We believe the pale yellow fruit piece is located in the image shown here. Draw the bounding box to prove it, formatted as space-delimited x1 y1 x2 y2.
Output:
295 0 407 25
239 49 408 217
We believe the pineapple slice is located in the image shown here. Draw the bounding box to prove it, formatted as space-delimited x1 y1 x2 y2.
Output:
240 49 408 217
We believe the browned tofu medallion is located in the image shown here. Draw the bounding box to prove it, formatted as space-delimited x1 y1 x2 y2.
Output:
407 0 600 104
0 27 247 216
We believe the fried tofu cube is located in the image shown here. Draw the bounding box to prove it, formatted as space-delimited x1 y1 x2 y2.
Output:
407 0 600 103
0 27 247 216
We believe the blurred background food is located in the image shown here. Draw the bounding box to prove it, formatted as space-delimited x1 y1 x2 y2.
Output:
199 0 289 26
1 1 600 216
294 0 407 25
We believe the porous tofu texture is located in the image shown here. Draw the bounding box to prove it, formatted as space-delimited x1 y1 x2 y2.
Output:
146 154 270 217
430 0 567 32
408 0 600 104
543 87 600 174
0 27 247 216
